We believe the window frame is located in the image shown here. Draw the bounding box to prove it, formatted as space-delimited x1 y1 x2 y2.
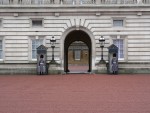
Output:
31 18 44 28
74 50 81 61
111 35 127 61
113 39 124 60
29 36 45 61
112 17 126 28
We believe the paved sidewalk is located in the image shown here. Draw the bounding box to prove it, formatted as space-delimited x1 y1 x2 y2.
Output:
68 65 89 73
0 74 150 113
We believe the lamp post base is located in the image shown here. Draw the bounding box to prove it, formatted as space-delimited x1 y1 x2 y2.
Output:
49 60 58 65
99 59 106 64
95 60 107 74
95 59 106 66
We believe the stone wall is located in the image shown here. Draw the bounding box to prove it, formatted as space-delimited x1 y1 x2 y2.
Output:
0 5 150 74
68 50 89 65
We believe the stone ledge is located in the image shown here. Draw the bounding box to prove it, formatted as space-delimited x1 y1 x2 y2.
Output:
119 68 150 74
0 5 150 13
0 68 36 75
48 64 63 75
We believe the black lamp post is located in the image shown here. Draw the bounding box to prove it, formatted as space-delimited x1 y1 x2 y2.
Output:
50 36 56 64
99 36 106 63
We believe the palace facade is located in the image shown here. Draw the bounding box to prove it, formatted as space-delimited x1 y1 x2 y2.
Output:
0 0 150 74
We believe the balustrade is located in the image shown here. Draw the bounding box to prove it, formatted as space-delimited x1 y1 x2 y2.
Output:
0 0 150 5
63 0 76 4
80 0 95 4
104 0 137 4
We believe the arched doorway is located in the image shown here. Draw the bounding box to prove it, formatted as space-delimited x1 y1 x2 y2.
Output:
64 30 92 73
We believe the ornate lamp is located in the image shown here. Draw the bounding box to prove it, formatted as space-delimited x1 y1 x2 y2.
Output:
99 36 106 63
50 36 56 64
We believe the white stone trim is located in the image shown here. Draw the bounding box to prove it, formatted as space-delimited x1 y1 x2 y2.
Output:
111 17 126 28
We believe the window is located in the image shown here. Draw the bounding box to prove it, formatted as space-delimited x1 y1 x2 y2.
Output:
113 39 124 59
32 19 43 27
74 50 81 60
113 19 124 27
32 39 43 59
0 40 3 59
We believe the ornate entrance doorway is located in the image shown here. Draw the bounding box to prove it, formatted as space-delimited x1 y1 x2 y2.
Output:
64 30 92 73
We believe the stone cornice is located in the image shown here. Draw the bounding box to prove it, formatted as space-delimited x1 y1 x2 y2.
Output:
0 4 150 12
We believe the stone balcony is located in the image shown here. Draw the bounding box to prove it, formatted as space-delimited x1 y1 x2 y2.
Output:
0 0 150 5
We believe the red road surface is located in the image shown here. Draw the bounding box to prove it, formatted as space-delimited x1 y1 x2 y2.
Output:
0 74 150 113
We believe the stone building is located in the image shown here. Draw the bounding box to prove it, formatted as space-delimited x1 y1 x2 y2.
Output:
0 0 150 74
